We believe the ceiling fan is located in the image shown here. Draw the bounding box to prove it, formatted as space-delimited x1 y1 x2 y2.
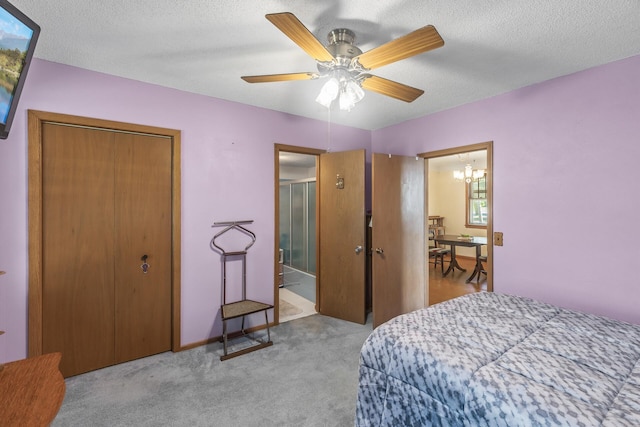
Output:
241 12 444 110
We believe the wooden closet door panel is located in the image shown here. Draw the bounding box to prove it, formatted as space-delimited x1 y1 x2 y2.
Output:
42 124 115 377
371 154 425 327
114 133 172 363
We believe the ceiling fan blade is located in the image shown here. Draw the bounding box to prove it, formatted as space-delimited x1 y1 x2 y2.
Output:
361 75 424 102
354 25 444 70
266 12 335 63
241 72 319 83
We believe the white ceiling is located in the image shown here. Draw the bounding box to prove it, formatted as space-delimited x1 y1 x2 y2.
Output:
12 0 640 131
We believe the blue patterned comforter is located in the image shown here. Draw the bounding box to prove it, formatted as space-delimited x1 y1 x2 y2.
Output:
355 293 640 426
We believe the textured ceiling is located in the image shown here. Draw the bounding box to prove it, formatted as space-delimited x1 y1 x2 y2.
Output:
11 0 640 130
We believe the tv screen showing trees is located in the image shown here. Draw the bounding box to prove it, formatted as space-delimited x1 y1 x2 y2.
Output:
0 0 40 138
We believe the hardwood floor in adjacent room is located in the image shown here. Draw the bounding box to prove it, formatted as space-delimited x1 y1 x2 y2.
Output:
429 256 487 305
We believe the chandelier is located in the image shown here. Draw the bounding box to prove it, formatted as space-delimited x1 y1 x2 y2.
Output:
453 164 485 183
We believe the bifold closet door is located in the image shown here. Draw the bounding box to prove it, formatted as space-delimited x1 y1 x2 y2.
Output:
41 124 172 377
113 133 172 363
42 124 116 376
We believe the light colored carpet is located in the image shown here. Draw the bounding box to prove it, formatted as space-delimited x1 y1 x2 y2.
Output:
52 314 372 427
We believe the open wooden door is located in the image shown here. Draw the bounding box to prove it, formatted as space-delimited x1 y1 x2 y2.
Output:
371 154 425 328
318 149 366 324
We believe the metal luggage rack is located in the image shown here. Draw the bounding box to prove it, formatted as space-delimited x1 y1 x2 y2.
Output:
210 220 273 361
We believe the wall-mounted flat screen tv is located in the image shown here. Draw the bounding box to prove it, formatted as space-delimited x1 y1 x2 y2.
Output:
0 0 39 139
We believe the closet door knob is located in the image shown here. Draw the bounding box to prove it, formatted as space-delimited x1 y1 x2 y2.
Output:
140 254 149 274
375 248 384 254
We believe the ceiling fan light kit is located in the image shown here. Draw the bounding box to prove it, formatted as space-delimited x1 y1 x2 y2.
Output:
316 28 367 111
241 12 444 111
316 70 366 111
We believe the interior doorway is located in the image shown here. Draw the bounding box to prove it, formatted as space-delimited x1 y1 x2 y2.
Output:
420 142 493 305
274 145 323 323
272 145 367 326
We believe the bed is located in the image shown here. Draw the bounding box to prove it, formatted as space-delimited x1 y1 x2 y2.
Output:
355 292 640 426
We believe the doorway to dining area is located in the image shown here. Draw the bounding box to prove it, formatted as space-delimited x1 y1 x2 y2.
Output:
423 142 493 305
430 256 488 304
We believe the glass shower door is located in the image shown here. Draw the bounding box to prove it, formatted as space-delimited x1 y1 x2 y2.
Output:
307 181 316 273
290 182 307 271
279 179 316 274
279 184 291 266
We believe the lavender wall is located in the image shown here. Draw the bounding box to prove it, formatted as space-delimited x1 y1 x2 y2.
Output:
0 59 370 363
373 54 640 325
2 55 638 363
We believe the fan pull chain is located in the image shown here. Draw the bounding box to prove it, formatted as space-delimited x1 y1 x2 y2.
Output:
326 106 332 151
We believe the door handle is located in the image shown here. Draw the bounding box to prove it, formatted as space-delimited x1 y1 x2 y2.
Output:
355 245 363 254
375 248 384 254
141 254 149 274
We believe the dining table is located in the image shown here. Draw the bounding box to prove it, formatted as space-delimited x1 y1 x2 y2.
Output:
433 234 487 283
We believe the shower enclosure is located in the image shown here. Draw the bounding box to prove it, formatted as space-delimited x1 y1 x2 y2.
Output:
279 178 316 274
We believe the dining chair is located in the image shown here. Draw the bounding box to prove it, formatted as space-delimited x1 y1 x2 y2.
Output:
429 246 450 274
477 255 488 283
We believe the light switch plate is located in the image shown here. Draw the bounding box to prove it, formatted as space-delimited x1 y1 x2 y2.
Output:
494 232 504 246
